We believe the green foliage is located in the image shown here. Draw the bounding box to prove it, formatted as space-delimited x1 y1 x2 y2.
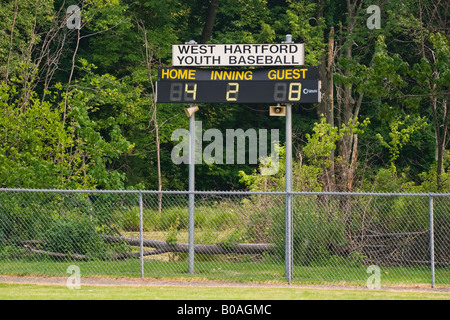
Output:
363 35 410 98
286 0 326 65
0 83 70 188
239 116 370 192
414 165 450 193
213 0 275 44
0 0 54 79
166 216 180 245
376 115 427 167
0 0 447 193
267 196 350 266
303 116 370 167
429 33 450 89
44 217 107 258
348 251 367 267
0 77 133 189
303 117 342 167
218 229 244 249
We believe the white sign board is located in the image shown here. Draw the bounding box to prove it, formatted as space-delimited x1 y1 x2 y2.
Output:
172 43 305 67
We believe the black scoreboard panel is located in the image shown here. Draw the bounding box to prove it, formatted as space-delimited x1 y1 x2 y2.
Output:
156 80 321 104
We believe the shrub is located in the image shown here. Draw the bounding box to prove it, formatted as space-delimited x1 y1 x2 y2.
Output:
44 217 108 258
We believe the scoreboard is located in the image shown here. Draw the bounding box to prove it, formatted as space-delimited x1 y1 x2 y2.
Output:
156 80 321 103
156 67 321 104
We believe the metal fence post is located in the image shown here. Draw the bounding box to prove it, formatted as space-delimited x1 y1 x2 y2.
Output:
139 191 144 278
184 42 198 275
188 107 196 274
282 34 294 285
285 103 293 284
429 194 435 288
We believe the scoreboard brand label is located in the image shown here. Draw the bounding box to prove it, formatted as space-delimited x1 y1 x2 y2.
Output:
158 67 319 82
172 43 305 66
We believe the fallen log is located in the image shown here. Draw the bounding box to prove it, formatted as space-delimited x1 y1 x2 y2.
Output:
22 245 89 261
354 231 428 238
100 234 274 255
18 235 274 261
21 243 166 261
109 249 169 260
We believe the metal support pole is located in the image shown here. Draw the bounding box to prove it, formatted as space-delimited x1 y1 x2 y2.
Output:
282 34 294 284
188 107 196 274
139 191 144 278
429 195 435 288
285 104 293 284
185 40 197 275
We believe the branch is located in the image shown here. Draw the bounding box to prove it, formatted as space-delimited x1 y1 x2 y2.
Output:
5 0 18 83
401 92 450 98
19 240 162 261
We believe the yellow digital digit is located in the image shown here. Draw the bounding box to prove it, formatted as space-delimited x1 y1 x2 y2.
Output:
226 82 239 101
184 83 197 101
288 83 301 101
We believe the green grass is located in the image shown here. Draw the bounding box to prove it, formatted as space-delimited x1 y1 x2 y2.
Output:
0 283 448 300
1 257 448 287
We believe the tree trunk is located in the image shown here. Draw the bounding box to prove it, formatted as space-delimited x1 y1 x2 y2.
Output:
101 235 274 255
334 0 364 192
431 96 448 190
200 0 220 43
318 27 336 191
138 21 163 212
417 0 448 190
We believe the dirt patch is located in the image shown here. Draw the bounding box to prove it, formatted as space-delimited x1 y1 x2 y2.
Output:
1 275 449 294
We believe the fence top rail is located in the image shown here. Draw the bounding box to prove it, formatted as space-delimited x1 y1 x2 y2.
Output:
0 188 449 197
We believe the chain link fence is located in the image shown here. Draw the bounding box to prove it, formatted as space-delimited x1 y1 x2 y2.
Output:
0 188 448 287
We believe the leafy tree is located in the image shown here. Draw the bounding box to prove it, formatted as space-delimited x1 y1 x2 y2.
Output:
0 0 448 193
0 69 134 189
